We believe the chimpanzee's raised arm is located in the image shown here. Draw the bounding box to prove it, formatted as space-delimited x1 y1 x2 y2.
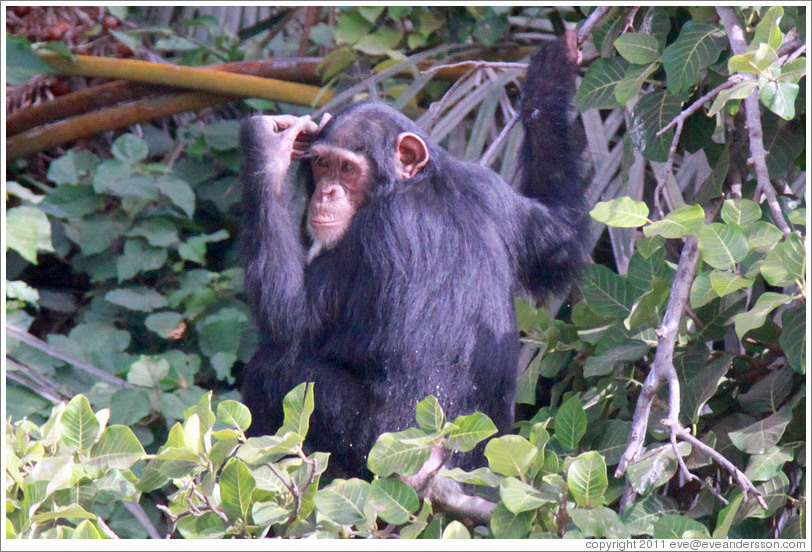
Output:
515 30 589 299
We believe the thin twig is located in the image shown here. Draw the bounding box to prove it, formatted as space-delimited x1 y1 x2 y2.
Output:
717 7 792 235
422 60 527 75
121 502 163 540
479 110 520 168
95 515 121 539
577 6 612 46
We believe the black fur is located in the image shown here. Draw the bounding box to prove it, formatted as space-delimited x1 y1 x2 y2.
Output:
240 35 587 475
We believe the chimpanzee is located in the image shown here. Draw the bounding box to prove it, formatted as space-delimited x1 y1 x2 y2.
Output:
240 31 588 478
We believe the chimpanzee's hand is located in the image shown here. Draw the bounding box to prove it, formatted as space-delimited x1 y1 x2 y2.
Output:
241 113 332 195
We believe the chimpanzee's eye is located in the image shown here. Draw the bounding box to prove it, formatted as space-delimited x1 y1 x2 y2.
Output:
341 161 355 174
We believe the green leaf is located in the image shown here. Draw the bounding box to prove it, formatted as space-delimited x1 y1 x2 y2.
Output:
744 446 794 482
72 520 105 539
733 472 790 522
196 307 249 357
314 478 371 525
643 204 706 238
626 443 691 495
752 6 784 51
582 265 637 318
575 57 628 112
713 494 744 539
176 511 225 539
6 35 57 84
709 271 755 297
729 43 779 74
236 432 303 465
733 292 792 339
739 367 794 415
105 287 168 312
721 199 763 226
136 447 202 492
629 90 683 161
594 420 633 466
747 221 784 252
728 405 793 454
127 217 180 247
369 477 419 525
445 411 497 452
415 396 445 432
251 501 289 527
570 506 631 538
555 396 587 452
614 33 661 64
489 502 533 539
116 239 168 282
220 458 255 522
584 341 649 378
615 62 660 104
567 451 608 508
61 395 100 453
760 234 805 286
31 504 96 523
86 425 145 471
499 477 556 514
355 28 402 55
697 223 749 270
484 435 536 477
439 467 502 487
111 134 149 163
653 514 711 539
680 355 731 425
780 307 806 374
662 21 725 94
127 356 170 387
589 197 650 227
442 520 471 539
760 81 799 120
217 400 252 432
334 10 374 44
280 382 315 438
144 311 185 338
157 175 196 218
367 428 434 477
6 206 54 264
779 57 807 83
622 494 678 536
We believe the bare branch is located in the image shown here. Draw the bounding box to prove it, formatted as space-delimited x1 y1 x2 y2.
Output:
577 6 612 46
121 502 163 540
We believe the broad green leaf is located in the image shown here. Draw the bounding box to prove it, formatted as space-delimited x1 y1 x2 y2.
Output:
780 307 806 374
334 10 374 44
489 502 533 539
555 396 587 452
643 204 706 238
6 35 57 84
584 341 649 378
575 57 628 111
636 234 666 259
629 90 683 161
415 396 445 432
144 311 185 338
127 217 179 247
236 432 303 465
713 494 744 539
615 62 660 104
721 199 762 226
760 234 805 286
157 175 196 218
31 504 96 523
760 81 799 120
694 146 729 204
484 435 536 477
614 33 661 64
733 291 792 339
217 400 252 432
707 79 759 117
738 367 793 415
729 43 779 74
622 494 678 536
105 287 168 312
86 425 145 471
662 22 725 94
626 443 691 495
116 239 168 282
589 197 650 227
369 477 419 525
653 514 711 539
445 411 497 452
367 428 434 477
499 477 556 514
176 511 225 539
567 451 608 508
314 478 371 525
697 223 749 270
679 355 731 425
111 134 148 163
438 467 502 487
72 520 105 539
220 458 254 522
744 446 794 482
355 28 401 56
594 420 633 466
280 382 315 438
570 506 631 538
709 271 754 297
6 206 54 264
442 520 471 539
747 221 784 252
30 456 73 496
251 501 289 527
728 405 793 454
196 307 248 357
733 472 790 522
779 57 807 83
61 395 100 453
127 356 170 387
582 265 637 318
136 447 202 492
788 207 806 226
752 6 784 51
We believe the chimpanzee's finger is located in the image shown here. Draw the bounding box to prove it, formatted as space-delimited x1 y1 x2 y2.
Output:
317 113 332 131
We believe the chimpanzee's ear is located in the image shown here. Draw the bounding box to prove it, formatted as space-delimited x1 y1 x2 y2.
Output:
395 132 430 178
